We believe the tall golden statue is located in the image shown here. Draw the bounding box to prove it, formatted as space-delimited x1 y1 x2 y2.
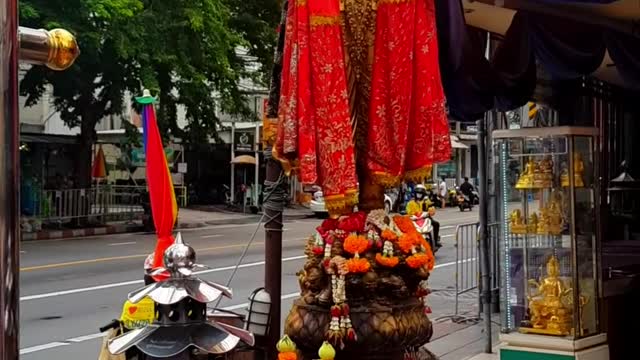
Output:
526 212 538 234
516 160 536 189
561 154 585 188
522 256 573 336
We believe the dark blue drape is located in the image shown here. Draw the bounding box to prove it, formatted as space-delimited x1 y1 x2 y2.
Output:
435 0 640 122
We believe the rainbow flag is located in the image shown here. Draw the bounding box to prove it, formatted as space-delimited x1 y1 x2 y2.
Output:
136 91 178 271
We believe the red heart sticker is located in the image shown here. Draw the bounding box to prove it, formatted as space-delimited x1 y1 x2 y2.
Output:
128 306 138 315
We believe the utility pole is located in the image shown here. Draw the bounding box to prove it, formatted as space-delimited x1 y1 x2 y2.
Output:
0 3 79 356
478 117 493 353
230 122 236 203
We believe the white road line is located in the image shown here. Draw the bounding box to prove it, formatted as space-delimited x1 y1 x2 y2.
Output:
20 259 462 355
200 234 223 239
108 242 137 246
19 260 463 355
20 255 307 302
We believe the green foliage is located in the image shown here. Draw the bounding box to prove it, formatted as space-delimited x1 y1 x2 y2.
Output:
19 0 280 184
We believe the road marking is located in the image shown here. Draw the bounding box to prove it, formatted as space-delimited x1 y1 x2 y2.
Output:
20 254 308 301
19 260 462 355
20 237 306 272
201 234 223 239
108 242 137 246
19 292 302 355
441 234 454 238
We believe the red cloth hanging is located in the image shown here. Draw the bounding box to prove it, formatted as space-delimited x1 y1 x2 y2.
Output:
276 0 358 214
366 0 451 186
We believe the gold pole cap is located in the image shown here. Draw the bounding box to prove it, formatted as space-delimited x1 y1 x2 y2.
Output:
46 28 80 71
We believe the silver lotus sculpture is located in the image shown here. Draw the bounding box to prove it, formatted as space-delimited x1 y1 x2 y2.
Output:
108 233 255 358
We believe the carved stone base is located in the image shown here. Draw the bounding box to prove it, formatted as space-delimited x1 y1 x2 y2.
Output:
284 298 432 359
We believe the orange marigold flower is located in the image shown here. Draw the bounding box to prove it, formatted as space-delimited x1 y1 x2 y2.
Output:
406 253 429 269
346 257 371 273
398 233 421 253
344 234 369 255
375 253 399 267
278 352 297 360
393 215 416 234
381 229 398 241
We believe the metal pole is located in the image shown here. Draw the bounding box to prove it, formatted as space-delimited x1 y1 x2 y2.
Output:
254 122 260 208
0 0 20 357
230 122 236 203
477 118 492 353
263 149 283 358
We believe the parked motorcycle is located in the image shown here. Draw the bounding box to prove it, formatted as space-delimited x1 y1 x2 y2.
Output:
410 212 439 253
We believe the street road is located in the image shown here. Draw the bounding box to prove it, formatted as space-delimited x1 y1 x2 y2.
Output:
19 209 478 359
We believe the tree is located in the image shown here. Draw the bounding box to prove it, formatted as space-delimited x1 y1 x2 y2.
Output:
19 0 280 188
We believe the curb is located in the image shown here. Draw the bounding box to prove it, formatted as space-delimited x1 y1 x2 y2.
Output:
21 223 144 241
21 213 314 241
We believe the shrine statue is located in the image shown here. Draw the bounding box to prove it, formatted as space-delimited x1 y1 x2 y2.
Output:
561 154 585 188
526 212 538 234
524 256 573 336
272 0 452 216
534 156 553 188
510 210 526 234
516 160 536 189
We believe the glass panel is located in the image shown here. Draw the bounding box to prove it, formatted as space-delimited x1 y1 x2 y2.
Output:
572 135 599 337
497 131 592 339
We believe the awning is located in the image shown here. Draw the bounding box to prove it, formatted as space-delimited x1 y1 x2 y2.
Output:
451 135 469 149
231 155 256 165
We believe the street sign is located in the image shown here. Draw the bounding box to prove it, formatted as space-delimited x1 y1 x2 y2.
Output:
235 131 254 152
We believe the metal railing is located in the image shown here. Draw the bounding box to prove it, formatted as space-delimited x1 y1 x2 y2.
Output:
22 185 148 228
443 222 501 323
454 222 481 322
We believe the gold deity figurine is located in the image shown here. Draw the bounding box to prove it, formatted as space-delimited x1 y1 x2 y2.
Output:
561 154 585 188
526 212 538 234
534 156 554 188
521 256 573 336
510 210 527 234
536 207 550 235
547 198 564 236
516 159 536 189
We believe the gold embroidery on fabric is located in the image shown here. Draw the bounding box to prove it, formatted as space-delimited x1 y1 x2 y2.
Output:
376 0 413 5
310 15 341 27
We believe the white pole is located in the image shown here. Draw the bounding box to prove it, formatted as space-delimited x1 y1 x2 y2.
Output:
230 122 236 204
254 122 260 208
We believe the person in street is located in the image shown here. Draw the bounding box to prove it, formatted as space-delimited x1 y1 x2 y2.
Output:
405 184 430 216
438 177 447 209
427 206 442 249
460 177 474 198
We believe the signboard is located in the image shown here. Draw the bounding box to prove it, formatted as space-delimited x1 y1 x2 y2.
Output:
235 131 254 152
130 148 175 167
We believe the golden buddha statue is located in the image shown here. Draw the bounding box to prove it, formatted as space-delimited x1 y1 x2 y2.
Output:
522 256 573 336
510 209 527 234
547 198 564 236
534 156 553 188
561 154 585 188
516 160 536 189
526 212 538 234
536 207 550 235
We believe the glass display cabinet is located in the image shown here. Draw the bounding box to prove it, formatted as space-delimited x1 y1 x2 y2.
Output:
493 127 602 342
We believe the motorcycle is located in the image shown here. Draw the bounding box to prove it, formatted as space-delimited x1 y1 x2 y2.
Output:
457 192 473 211
410 212 439 253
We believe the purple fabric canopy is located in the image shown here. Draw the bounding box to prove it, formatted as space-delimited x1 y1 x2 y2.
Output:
435 0 640 122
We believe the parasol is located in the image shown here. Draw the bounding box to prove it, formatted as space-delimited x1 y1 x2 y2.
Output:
136 89 178 274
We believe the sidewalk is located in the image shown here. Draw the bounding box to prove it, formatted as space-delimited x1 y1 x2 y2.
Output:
427 314 500 360
21 205 314 241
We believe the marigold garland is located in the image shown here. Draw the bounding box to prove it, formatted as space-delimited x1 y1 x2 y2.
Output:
344 234 369 255
398 232 422 253
375 253 399 267
406 253 430 269
346 257 371 273
392 215 416 234
278 352 297 360
381 229 398 242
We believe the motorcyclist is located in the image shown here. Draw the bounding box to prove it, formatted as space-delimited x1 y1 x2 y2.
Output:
460 177 474 199
405 184 431 216
427 206 442 249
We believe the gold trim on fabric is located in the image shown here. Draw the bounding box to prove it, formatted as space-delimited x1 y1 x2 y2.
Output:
271 146 296 177
371 165 434 188
325 189 359 217
296 0 307 5
376 0 413 4
310 15 341 27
